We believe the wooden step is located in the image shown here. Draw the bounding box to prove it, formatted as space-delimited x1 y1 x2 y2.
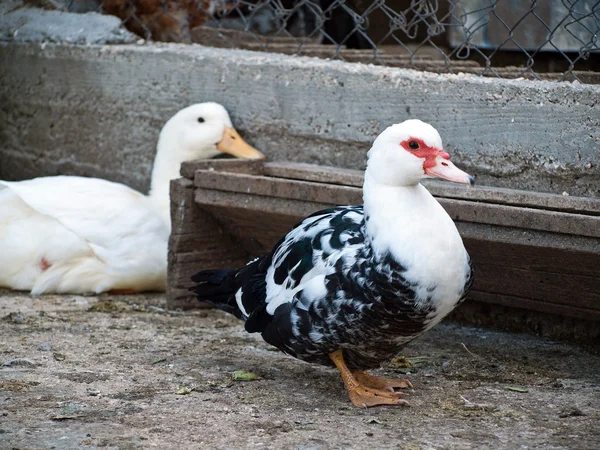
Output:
168 159 600 324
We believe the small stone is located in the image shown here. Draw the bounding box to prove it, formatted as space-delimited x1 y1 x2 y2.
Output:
3 312 25 324
364 417 382 424
294 419 314 426
559 407 586 418
38 342 52 352
214 319 229 328
2 358 36 367
86 387 101 396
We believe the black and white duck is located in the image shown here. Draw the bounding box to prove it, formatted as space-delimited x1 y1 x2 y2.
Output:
191 119 474 407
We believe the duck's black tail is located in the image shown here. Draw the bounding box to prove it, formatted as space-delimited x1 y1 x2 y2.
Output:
189 254 272 323
190 269 244 320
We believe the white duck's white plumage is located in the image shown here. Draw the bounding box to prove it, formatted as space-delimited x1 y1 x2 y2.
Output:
192 119 474 408
0 103 264 295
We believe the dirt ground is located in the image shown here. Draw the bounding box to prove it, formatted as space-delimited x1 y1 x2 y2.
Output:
1 291 598 450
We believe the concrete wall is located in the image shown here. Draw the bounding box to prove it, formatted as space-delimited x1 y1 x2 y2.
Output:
1 38 599 196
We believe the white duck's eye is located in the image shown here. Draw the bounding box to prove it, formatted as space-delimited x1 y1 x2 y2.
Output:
197 117 205 123
408 140 420 150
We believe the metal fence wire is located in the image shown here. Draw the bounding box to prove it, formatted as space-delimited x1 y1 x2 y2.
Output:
87 0 599 83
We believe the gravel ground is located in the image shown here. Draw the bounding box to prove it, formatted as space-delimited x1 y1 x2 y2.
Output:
1 291 599 449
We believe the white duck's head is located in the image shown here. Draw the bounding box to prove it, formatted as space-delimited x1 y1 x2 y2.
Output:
366 119 473 187
150 103 265 223
156 102 265 163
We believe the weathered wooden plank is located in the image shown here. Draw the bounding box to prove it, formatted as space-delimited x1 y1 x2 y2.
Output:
262 162 600 214
175 160 600 321
190 187 600 318
180 158 265 180
471 263 599 310
456 222 600 254
193 188 600 253
167 178 249 309
468 291 600 322
194 170 362 206
194 171 600 238
465 238 600 310
263 162 364 187
428 183 600 214
206 207 302 256
443 199 600 238
194 189 331 255
194 188 336 217
197 189 600 277
462 236 600 277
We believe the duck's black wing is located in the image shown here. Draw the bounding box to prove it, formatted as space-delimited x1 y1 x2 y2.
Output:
191 205 369 358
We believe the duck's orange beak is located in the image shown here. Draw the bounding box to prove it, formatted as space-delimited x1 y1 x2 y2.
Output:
217 127 265 159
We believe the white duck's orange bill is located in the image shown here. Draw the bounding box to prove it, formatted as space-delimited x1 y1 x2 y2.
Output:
217 127 266 159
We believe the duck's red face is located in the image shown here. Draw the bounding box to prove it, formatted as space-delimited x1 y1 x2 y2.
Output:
400 138 474 185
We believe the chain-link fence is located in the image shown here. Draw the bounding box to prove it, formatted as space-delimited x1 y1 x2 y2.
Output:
73 1 599 83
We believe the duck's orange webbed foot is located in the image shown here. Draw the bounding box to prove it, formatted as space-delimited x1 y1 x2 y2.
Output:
329 350 410 408
352 371 413 392
347 384 409 408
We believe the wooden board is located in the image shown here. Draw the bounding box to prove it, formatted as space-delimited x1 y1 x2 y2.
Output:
193 170 600 239
167 177 250 310
168 160 600 321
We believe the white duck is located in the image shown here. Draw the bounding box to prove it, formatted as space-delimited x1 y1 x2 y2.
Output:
0 103 265 295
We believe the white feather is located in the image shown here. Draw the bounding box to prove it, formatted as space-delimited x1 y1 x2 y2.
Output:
235 288 249 319
363 175 469 324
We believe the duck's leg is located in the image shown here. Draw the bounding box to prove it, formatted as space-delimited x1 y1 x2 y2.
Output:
351 371 413 392
329 350 409 407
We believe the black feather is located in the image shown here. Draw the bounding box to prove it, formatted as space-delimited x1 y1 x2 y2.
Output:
189 269 242 319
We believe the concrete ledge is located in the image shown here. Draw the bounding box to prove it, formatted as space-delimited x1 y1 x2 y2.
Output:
0 8 136 44
1 41 598 196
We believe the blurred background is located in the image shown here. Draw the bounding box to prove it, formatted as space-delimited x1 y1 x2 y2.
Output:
21 0 600 83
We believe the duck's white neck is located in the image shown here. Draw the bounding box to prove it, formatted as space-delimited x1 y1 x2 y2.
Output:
362 172 469 317
147 149 182 229
363 173 447 259
147 135 219 229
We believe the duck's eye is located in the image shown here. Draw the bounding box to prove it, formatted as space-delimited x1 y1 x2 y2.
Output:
408 140 420 150
197 117 205 123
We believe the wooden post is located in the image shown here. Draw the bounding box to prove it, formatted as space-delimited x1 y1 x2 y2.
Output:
167 178 249 310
